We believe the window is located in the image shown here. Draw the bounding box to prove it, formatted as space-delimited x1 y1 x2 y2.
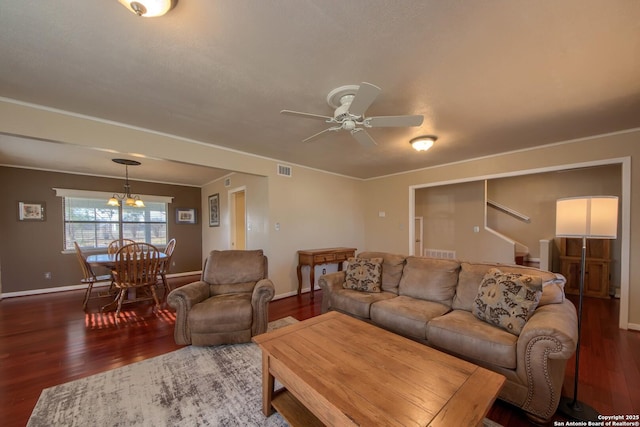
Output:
64 196 168 251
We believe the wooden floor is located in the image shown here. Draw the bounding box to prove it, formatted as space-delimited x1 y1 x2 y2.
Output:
0 287 637 426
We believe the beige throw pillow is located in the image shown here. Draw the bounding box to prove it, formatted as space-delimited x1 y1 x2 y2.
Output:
472 268 543 335
343 257 383 293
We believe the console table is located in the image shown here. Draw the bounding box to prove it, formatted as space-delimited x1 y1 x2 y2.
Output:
297 247 356 299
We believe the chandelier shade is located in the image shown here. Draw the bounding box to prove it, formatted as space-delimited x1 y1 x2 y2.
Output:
108 159 145 208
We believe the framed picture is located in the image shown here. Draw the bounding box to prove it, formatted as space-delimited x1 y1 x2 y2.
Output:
208 193 220 227
176 208 197 224
18 202 46 221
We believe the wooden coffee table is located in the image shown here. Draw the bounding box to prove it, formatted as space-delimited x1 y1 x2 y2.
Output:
253 311 505 427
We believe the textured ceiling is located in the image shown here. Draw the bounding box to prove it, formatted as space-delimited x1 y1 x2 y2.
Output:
1 0 639 184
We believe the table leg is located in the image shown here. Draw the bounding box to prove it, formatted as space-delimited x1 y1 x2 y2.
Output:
296 264 303 295
261 351 275 416
309 266 315 299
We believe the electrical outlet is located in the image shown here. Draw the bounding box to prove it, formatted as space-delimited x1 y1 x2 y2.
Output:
44 272 51 279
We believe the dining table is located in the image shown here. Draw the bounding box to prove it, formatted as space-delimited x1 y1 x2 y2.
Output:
86 252 168 267
86 252 168 312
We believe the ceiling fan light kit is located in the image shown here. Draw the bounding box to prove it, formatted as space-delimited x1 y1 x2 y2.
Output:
410 135 437 152
281 82 425 147
118 0 177 17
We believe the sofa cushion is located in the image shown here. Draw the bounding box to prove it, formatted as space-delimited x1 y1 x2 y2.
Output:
370 296 451 341
329 289 396 319
343 257 383 292
357 251 406 295
398 257 460 306
427 310 518 370
453 262 565 312
472 268 543 336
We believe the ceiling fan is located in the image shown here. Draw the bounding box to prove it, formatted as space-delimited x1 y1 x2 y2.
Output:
281 82 424 147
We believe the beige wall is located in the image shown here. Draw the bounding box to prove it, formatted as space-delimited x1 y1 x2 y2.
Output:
415 180 514 263
0 99 637 329
201 169 365 297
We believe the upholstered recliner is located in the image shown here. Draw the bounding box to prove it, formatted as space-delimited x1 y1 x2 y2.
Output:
167 249 275 346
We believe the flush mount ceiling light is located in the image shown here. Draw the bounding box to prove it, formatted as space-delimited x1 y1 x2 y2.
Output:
410 135 437 152
118 0 177 17
107 159 145 207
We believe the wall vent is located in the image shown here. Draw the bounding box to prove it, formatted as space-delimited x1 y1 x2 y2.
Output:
424 249 457 260
224 177 231 187
277 164 292 177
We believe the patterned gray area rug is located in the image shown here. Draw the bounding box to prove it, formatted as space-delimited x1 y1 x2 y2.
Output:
27 317 297 427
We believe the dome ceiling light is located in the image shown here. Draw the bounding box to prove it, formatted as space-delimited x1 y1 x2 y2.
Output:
410 135 437 152
118 0 177 17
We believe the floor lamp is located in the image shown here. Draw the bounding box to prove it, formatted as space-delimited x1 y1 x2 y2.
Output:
555 195 618 421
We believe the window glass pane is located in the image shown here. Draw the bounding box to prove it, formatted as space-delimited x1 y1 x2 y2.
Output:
64 197 167 250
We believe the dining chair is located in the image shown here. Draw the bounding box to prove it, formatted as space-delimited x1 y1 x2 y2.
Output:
74 242 112 310
158 238 176 296
107 238 137 255
110 242 162 317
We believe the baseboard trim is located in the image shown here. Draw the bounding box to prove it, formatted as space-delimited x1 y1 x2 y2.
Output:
0 271 202 299
628 323 640 332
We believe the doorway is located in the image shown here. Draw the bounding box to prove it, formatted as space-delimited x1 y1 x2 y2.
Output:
229 187 246 250
414 216 423 257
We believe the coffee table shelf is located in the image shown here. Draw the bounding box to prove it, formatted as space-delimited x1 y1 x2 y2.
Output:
271 389 324 427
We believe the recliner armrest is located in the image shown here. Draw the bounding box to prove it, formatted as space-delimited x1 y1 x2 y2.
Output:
251 278 275 336
167 280 210 345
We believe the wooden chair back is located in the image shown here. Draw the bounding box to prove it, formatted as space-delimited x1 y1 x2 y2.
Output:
160 238 177 274
74 241 96 282
107 239 137 255
112 243 161 289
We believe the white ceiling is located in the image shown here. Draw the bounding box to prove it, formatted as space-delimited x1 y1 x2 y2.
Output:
1 0 639 185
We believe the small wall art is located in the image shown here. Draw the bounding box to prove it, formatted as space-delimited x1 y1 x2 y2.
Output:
18 202 46 221
176 208 197 224
208 193 220 227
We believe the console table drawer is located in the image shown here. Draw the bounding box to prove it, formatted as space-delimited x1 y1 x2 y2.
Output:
334 252 351 262
314 254 336 263
297 247 357 299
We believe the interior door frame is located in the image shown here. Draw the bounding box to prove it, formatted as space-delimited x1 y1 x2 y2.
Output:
408 156 631 330
228 186 247 250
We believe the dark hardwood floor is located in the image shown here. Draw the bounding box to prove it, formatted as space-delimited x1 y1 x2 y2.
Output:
0 286 637 426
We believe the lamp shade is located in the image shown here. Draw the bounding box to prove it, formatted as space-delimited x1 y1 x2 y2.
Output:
555 196 618 239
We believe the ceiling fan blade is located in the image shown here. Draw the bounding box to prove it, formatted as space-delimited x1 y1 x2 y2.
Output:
348 82 381 117
350 129 378 147
281 110 332 121
303 127 337 143
366 115 424 128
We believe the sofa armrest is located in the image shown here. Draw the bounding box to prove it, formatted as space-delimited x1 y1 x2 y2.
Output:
167 280 210 345
318 271 346 313
251 278 276 336
515 299 578 421
518 299 578 360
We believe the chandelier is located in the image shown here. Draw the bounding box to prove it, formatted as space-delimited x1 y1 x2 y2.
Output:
107 159 145 208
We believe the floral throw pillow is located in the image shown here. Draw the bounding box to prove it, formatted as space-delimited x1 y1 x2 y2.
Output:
343 257 383 293
472 268 543 336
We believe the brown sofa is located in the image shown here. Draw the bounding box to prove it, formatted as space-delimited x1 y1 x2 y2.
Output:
319 251 578 423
